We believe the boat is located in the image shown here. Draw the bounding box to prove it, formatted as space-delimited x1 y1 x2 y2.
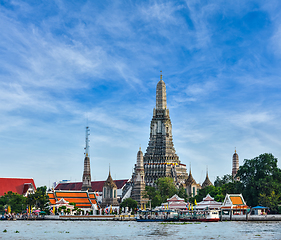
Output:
135 209 179 222
179 209 220 222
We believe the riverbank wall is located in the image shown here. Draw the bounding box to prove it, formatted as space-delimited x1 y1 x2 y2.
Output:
221 214 281 221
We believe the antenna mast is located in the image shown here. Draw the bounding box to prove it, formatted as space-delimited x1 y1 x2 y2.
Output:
85 126 90 157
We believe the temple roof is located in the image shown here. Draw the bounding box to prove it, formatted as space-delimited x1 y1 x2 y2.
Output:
167 194 185 202
48 190 97 208
201 172 213 188
55 179 128 192
186 170 196 185
104 171 117 188
221 194 248 209
196 194 222 210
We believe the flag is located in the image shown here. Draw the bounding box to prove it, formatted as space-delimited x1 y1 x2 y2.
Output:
186 203 189 210
53 206 55 214
191 204 193 211
7 205 11 213
194 199 197 205
105 206 109 214
26 206 29 213
110 205 112 214
144 204 146 210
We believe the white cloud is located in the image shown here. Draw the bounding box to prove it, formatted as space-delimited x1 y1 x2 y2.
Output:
229 112 274 128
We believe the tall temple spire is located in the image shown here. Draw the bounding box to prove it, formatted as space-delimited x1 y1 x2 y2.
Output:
144 72 188 186
81 126 92 191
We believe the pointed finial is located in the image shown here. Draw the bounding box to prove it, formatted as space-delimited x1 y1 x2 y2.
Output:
235 147 236 153
189 163 191 174
206 166 208 177
139 144 141 151
160 71 162 81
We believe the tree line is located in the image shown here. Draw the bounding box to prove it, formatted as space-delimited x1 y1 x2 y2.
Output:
0 186 49 214
143 153 281 213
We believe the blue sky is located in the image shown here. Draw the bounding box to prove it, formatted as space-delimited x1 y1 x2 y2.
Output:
1 0 281 188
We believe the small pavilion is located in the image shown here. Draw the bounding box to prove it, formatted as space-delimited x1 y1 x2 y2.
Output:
221 193 249 215
196 194 222 210
161 194 188 210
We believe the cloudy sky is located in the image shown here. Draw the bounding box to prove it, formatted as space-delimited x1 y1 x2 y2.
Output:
1 0 281 188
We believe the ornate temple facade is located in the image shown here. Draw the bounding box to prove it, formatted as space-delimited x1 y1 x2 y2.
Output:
131 148 148 208
185 168 201 197
143 72 188 186
101 170 119 208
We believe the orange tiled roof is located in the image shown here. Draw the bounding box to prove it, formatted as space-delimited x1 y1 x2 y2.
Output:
89 193 96 198
49 191 97 209
230 196 243 205
55 192 88 198
48 193 56 205
76 203 92 208
56 198 91 203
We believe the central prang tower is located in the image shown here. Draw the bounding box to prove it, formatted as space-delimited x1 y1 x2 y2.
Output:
143 72 188 186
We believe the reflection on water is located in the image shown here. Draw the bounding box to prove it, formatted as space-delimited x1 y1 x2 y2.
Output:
0 221 281 239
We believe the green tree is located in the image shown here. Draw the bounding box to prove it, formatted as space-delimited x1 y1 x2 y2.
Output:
0 191 26 213
143 177 180 208
27 186 49 211
143 186 162 208
120 198 138 213
237 153 281 209
259 191 280 213
189 185 224 204
156 177 177 203
177 186 188 201
214 174 233 187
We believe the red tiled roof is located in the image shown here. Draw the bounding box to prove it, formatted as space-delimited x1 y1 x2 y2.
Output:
55 179 129 192
0 178 36 196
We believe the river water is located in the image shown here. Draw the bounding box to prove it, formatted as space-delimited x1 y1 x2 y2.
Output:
0 220 281 239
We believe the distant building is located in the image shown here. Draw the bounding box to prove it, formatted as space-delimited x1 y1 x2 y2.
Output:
101 170 119 208
196 194 222 210
232 150 239 180
143 72 188 186
54 179 128 203
162 194 189 210
185 168 201 197
0 178 36 197
221 193 248 216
